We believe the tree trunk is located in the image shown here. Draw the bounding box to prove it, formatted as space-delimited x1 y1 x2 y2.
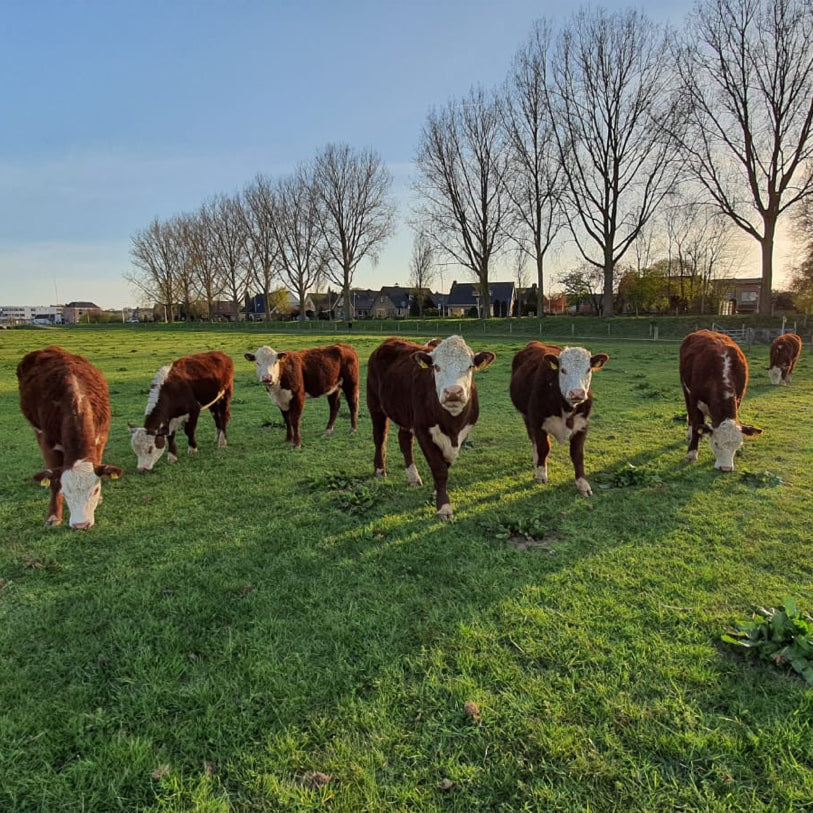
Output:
603 245 614 317
479 276 490 319
298 286 307 321
536 253 545 318
343 275 352 323
759 214 776 316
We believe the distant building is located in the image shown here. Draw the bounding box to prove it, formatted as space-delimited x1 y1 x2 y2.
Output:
446 281 516 317
246 291 316 320
333 289 377 320
0 305 63 325
371 285 412 318
63 301 101 324
719 278 762 315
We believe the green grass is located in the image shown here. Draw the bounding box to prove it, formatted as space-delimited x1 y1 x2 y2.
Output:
1 326 812 811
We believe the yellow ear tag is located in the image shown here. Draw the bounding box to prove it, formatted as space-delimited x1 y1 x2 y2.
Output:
40 478 50 488
111 473 119 480
417 358 430 369
549 362 558 371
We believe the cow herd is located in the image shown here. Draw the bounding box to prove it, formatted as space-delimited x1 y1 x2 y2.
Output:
16 329 803 529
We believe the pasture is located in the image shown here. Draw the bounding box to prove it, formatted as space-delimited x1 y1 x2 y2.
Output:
1 325 812 811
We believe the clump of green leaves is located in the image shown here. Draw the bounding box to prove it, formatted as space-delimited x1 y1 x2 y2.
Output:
722 598 813 686
633 382 671 399
308 472 379 515
598 463 662 489
739 469 783 487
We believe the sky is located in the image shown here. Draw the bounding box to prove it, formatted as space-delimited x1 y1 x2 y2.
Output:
0 0 797 309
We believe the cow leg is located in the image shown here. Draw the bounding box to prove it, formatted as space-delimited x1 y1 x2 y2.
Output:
323 390 341 436
398 428 423 486
167 431 180 463
370 410 389 477
416 430 452 521
184 407 201 456
280 408 293 443
525 418 551 484
682 387 703 464
343 379 359 434
288 397 304 449
569 429 592 496
36 434 63 526
212 394 230 447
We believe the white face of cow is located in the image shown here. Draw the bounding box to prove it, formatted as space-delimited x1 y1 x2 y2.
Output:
767 366 784 385
708 419 743 471
414 335 496 416
129 426 166 472
552 347 609 407
245 346 285 388
61 460 103 528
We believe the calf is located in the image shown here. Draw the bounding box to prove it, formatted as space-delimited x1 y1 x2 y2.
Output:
510 342 609 496
244 344 359 448
129 351 233 472
680 330 762 471
17 346 123 528
366 335 496 521
768 333 802 385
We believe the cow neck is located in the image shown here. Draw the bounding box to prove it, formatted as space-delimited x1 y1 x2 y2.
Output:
63 393 101 465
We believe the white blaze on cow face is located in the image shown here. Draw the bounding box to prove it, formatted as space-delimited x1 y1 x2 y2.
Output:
245 346 285 387
767 366 784 386
129 426 166 472
60 460 102 529
415 335 495 416
553 347 607 407
708 419 743 471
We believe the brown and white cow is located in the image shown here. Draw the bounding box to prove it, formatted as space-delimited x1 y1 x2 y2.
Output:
366 335 496 521
244 344 359 448
17 346 124 529
510 342 609 496
680 330 762 471
129 351 233 472
768 333 802 386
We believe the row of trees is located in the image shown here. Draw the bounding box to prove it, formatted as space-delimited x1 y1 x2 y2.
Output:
129 0 813 319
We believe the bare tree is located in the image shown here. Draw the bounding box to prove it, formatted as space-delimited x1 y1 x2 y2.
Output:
206 194 250 321
242 175 279 321
503 20 565 318
270 166 325 320
676 0 813 315
408 232 436 316
547 7 681 317
312 143 395 321
187 207 223 320
414 86 511 319
127 217 181 321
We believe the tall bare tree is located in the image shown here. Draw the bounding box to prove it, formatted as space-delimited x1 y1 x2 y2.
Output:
242 174 279 321
676 0 813 314
271 167 325 320
127 217 181 321
503 20 565 319
408 232 436 316
547 7 681 316
206 194 250 321
188 207 223 320
414 85 512 319
312 143 395 321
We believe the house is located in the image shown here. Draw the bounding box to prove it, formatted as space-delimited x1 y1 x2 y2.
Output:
333 289 377 320
246 291 316 320
719 278 762 315
371 285 412 318
446 281 516 318
62 301 101 324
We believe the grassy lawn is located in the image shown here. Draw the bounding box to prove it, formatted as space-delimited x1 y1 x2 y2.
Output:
1 325 811 811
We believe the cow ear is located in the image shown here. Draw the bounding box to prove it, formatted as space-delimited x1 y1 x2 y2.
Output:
33 468 61 487
473 351 496 371
276 352 287 362
154 435 166 449
412 351 433 369
127 422 138 434
741 424 763 437
95 464 124 480
590 353 609 371
244 353 256 362
544 353 559 371
425 337 442 349
697 423 714 436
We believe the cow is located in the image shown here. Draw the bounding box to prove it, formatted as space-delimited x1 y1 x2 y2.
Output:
679 330 763 471
366 335 496 521
244 344 359 448
17 346 124 529
509 342 609 496
129 351 233 472
768 333 802 386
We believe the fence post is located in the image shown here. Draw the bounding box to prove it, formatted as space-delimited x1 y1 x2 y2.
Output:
571 323 575 337
653 326 659 341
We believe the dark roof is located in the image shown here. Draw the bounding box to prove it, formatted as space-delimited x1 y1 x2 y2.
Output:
377 285 412 309
349 289 378 310
64 301 100 309
447 281 515 307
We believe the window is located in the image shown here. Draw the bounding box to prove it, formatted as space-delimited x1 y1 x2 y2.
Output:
741 291 758 302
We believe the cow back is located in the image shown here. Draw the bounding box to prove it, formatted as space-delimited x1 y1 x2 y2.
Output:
680 330 749 412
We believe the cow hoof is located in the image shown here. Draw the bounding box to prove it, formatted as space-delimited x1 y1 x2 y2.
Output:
168 453 179 464
575 478 593 497
375 468 386 478
323 428 334 437
217 439 227 448
45 515 62 527
534 467 548 484
187 447 198 456
405 464 423 487
437 504 453 521
685 451 698 464
350 427 358 435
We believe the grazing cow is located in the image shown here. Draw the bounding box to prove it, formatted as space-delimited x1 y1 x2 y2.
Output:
366 335 496 521
768 333 802 386
244 344 359 448
17 346 123 529
510 342 609 496
129 351 233 472
679 330 762 471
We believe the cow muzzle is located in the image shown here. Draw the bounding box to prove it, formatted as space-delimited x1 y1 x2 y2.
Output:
442 385 465 403
567 388 587 405
71 521 93 530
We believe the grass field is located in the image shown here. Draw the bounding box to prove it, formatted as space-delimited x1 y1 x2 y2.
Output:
1 324 812 811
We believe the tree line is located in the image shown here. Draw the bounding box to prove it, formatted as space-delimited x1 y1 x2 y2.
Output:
128 0 813 319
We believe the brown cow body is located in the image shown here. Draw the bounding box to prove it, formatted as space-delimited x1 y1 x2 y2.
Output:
130 351 234 471
17 346 123 528
679 330 762 471
366 336 495 520
245 344 359 448
510 342 609 496
768 333 802 385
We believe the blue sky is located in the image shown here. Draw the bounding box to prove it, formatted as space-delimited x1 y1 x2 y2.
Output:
3 0 789 309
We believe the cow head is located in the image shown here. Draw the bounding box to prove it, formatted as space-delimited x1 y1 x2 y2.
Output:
545 347 609 407
245 346 287 388
767 365 785 385
701 418 763 472
33 460 123 529
129 424 167 472
412 335 496 416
